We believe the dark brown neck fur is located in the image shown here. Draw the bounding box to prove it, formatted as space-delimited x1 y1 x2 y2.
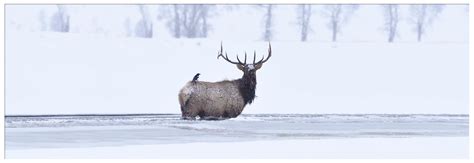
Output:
236 72 257 105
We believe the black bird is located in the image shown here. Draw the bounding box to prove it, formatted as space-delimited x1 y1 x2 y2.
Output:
192 73 200 84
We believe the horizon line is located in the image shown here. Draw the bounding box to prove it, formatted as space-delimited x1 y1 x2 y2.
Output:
4 113 469 118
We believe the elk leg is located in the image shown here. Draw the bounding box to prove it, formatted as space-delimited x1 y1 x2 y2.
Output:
181 111 197 120
181 108 199 120
182 116 196 120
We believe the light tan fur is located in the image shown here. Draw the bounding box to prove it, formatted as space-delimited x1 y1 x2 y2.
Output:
178 80 245 120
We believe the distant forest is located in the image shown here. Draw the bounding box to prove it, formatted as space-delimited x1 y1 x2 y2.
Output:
28 4 468 42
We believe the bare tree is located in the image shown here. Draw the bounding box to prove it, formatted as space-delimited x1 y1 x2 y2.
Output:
199 5 210 37
38 9 47 31
50 5 69 32
123 17 132 37
409 4 444 42
172 5 181 38
163 5 214 38
297 5 312 41
135 5 153 38
182 5 198 38
262 5 274 41
382 5 399 42
322 4 358 42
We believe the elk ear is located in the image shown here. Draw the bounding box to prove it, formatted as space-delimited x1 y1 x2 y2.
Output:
254 63 263 70
236 64 245 71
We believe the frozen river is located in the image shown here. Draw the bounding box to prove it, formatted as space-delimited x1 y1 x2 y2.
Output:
5 114 469 158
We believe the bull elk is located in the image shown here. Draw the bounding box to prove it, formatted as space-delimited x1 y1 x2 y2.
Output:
178 43 272 120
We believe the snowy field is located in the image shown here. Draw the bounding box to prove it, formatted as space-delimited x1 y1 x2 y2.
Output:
5 114 469 158
5 31 469 115
5 4 469 159
5 5 469 115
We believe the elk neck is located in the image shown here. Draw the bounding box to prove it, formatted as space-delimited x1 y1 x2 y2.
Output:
237 71 257 105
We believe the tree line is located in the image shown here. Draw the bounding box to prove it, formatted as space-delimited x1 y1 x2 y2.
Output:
43 4 451 42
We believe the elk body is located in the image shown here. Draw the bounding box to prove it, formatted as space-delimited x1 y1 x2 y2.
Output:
178 43 272 120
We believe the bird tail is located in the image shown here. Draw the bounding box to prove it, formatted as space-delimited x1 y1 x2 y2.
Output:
192 73 200 82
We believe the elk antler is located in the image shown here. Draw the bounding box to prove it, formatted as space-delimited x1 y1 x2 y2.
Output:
237 52 248 65
217 42 244 65
254 42 272 65
218 42 272 66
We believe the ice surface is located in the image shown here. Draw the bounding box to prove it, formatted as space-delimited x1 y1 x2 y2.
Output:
5 114 469 158
6 137 469 159
6 114 468 153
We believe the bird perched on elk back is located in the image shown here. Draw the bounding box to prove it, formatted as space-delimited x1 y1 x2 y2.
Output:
178 43 272 120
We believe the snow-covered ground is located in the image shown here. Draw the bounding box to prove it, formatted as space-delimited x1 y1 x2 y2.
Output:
6 137 469 159
5 31 469 115
5 114 469 158
5 5 469 115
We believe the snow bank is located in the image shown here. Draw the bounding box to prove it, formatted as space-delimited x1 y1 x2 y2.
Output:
6 137 468 159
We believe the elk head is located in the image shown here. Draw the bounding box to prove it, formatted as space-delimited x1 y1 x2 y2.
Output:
217 43 272 76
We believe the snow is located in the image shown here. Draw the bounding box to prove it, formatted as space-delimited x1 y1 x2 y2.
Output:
5 31 468 115
248 64 255 70
5 114 468 158
5 114 468 128
4 4 469 160
6 136 469 159
5 5 469 114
